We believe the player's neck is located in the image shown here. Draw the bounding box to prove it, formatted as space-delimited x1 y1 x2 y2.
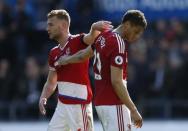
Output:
57 33 70 47
113 26 124 39
113 25 128 41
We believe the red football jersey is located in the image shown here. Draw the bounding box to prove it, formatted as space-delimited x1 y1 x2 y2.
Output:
48 34 92 104
92 31 128 105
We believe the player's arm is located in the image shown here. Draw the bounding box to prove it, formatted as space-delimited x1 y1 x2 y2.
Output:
39 70 57 115
111 66 143 128
83 21 113 45
55 45 94 66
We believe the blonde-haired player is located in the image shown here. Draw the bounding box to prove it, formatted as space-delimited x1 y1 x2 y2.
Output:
39 9 113 131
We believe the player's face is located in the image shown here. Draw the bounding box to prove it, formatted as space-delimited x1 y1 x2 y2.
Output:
127 25 144 43
124 23 144 43
46 16 62 40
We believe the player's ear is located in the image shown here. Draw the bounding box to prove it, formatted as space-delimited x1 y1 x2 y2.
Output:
121 21 130 31
124 21 131 28
61 20 69 30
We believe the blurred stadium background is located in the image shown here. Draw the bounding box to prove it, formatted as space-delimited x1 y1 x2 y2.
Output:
0 0 188 130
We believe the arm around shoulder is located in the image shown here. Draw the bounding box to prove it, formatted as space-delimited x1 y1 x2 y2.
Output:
83 21 113 45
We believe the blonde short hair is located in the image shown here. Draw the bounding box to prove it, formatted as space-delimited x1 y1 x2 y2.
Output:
47 9 71 24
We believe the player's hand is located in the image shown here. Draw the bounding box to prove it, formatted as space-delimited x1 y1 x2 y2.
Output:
92 21 113 32
39 98 47 115
131 109 143 128
54 56 69 67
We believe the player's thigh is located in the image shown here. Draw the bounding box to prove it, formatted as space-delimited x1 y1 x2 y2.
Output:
66 103 94 131
47 102 70 131
95 105 131 131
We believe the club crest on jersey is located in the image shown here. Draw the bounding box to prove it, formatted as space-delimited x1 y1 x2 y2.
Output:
115 56 123 65
96 36 105 48
66 48 70 55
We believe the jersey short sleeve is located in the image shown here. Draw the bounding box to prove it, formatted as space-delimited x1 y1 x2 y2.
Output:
72 33 88 47
79 33 88 46
110 34 126 68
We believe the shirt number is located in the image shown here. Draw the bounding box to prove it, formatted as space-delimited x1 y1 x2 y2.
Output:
93 50 102 80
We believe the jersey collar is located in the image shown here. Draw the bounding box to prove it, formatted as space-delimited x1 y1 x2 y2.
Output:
58 34 72 51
